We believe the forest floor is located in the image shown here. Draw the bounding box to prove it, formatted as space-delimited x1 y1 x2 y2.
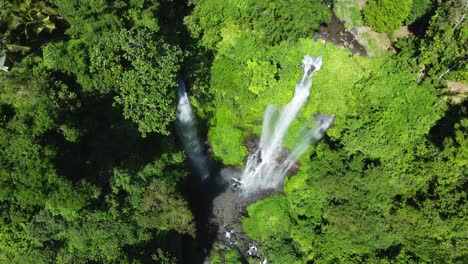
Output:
332 1 414 56
314 11 399 56
448 81 468 93
447 81 468 104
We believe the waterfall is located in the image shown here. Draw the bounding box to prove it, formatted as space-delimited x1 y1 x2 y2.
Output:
176 81 210 181
239 55 334 197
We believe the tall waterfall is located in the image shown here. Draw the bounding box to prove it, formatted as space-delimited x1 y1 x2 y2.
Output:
176 81 210 181
239 55 334 197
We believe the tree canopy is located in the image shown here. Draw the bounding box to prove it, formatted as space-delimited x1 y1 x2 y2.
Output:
364 0 413 33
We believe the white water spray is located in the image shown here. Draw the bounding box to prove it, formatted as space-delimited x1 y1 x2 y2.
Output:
176 81 210 181
239 55 334 197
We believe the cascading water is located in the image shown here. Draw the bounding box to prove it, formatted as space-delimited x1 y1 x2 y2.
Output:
278 112 335 176
176 81 210 181
239 55 335 197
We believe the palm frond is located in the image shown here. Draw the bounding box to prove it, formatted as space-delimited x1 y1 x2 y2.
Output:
6 43 31 53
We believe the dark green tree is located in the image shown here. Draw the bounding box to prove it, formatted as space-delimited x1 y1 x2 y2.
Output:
405 0 436 25
245 0 331 44
0 57 97 262
186 0 331 48
90 29 183 135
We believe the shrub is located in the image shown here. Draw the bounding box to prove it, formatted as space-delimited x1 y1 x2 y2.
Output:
364 0 413 32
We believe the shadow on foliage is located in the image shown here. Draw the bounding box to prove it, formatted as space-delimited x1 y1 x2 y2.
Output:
185 158 229 263
46 95 167 191
407 4 437 37
429 100 467 149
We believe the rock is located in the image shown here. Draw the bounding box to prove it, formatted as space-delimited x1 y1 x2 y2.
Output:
247 244 260 257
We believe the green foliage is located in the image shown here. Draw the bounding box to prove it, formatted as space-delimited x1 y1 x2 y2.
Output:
405 0 436 25
203 5 464 261
208 107 248 165
419 0 468 82
55 0 160 41
59 123 80 142
185 0 238 49
243 196 299 263
59 212 132 262
51 151 194 262
343 60 443 161
136 179 195 236
364 0 413 32
243 196 291 242
0 58 66 208
1 0 467 262
242 129 467 262
45 180 95 221
0 34 30 56
208 245 242 264
286 183 326 226
0 0 58 55
110 152 195 237
46 0 185 136
393 36 421 72
43 30 183 136
262 238 298 264
0 58 101 262
1 40 192 264
246 59 278 95
225 248 242 264
42 40 94 91
91 28 183 135
6 0 57 35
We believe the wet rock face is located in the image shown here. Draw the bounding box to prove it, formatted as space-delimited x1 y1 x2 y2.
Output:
315 13 367 55
244 134 301 181
203 54 335 263
274 149 300 176
210 168 285 231
244 135 260 155
314 112 336 132
307 65 316 75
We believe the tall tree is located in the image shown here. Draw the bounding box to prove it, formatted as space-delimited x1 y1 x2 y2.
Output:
420 0 468 82
90 29 183 135
364 0 413 32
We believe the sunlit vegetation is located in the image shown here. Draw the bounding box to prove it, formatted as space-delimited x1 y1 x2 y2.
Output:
364 0 413 33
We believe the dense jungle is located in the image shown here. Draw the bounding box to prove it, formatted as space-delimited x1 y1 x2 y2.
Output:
0 0 467 263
